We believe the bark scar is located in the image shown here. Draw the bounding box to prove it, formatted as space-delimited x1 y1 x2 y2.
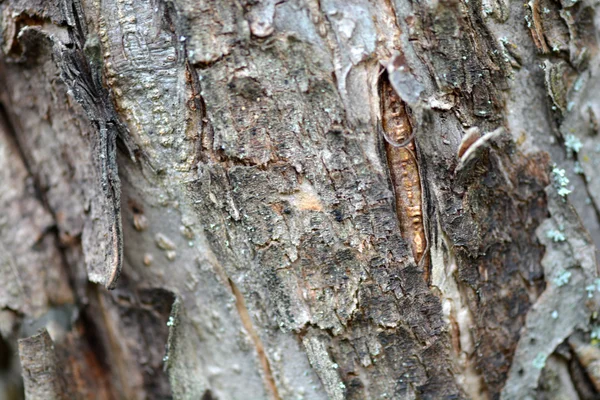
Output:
380 71 429 281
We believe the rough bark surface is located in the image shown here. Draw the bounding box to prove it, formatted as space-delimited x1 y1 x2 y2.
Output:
1 0 600 399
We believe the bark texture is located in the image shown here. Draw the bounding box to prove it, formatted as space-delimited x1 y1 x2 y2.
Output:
1 0 600 399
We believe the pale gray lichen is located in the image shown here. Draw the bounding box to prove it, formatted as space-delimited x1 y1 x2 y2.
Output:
574 162 584 175
557 187 572 196
546 229 566 242
573 76 584 91
586 279 600 299
591 327 600 340
552 166 572 197
553 270 572 287
552 166 569 186
565 134 583 154
586 284 596 298
532 353 547 369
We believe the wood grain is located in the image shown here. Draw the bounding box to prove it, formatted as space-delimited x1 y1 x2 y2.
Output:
380 75 427 277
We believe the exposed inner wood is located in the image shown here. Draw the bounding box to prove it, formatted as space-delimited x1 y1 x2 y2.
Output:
2 0 600 397
380 75 428 279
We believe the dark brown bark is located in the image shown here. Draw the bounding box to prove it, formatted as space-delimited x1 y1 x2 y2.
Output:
1 0 600 399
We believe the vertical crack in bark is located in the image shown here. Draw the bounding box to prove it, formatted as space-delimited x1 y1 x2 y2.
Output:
379 73 429 281
95 286 139 399
430 224 489 399
185 61 213 166
228 278 281 400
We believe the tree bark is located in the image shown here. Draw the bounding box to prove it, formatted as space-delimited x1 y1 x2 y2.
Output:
1 0 600 399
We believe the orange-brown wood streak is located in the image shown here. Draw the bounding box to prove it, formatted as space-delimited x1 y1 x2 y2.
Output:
381 79 428 279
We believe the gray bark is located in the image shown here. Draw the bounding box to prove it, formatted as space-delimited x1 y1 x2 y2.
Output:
1 0 600 399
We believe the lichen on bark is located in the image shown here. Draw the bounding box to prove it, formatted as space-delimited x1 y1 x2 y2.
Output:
1 0 600 398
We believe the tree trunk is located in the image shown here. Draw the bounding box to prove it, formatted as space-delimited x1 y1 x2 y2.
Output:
1 0 600 398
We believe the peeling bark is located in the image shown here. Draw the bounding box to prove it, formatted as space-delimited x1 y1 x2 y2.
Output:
1 0 600 399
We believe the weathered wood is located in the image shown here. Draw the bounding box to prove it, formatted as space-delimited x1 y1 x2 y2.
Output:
1 0 600 398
